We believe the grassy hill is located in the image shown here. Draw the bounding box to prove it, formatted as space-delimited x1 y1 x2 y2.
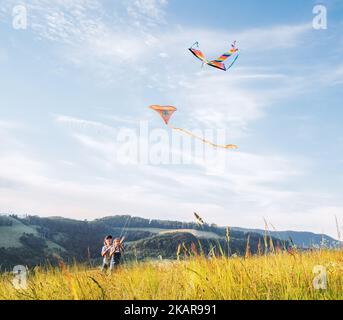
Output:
0 216 38 248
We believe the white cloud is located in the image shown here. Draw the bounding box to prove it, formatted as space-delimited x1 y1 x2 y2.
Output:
55 115 117 135
237 24 312 50
127 0 168 25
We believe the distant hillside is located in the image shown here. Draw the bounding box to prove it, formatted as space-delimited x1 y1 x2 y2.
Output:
0 216 39 248
232 227 340 248
125 231 274 260
0 214 338 269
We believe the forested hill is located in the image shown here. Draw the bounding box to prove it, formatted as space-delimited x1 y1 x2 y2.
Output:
0 214 338 269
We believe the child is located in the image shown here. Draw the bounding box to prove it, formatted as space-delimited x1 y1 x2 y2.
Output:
110 238 124 270
101 235 113 271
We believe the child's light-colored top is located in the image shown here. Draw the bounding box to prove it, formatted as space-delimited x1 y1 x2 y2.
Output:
102 245 112 264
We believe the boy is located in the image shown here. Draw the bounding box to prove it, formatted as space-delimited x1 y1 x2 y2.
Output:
110 238 124 270
101 235 113 271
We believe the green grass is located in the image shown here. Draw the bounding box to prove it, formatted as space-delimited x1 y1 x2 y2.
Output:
0 217 38 248
0 217 65 251
0 250 342 300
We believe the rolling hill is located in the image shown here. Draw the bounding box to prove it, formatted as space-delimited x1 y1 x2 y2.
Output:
0 214 339 269
232 227 340 248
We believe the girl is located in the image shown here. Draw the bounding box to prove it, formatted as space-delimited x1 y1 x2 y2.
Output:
110 238 124 270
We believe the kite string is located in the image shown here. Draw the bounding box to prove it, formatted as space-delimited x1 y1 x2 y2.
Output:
168 125 238 150
120 215 132 240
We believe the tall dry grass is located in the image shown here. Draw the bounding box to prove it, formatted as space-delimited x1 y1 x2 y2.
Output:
0 250 342 300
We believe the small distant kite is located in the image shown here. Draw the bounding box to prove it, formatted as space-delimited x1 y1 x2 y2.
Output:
189 41 240 71
149 105 238 150
194 212 205 226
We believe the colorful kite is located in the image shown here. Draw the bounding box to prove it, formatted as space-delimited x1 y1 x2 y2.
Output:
149 105 177 125
189 41 240 71
150 105 238 150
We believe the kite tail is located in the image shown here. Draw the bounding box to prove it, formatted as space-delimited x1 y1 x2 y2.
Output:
168 125 238 150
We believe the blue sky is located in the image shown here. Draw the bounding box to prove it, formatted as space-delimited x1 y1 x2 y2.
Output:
0 0 342 237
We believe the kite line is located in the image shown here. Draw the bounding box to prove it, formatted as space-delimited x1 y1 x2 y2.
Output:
150 105 238 150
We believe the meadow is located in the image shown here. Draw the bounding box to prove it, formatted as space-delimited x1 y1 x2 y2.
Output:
0 249 342 300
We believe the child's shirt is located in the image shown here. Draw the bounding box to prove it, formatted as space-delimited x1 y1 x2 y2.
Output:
113 243 124 254
102 245 112 264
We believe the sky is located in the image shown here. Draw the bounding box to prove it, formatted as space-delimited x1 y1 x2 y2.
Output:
0 0 342 237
